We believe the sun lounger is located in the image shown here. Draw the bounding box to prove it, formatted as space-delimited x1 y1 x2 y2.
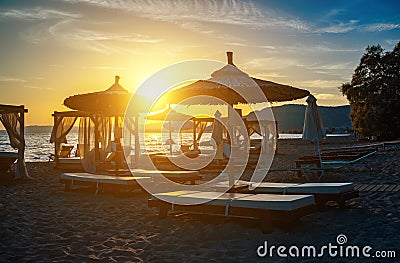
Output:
132 169 202 185
235 182 359 208
0 152 18 172
148 191 315 233
55 157 82 169
258 166 343 181
60 172 150 194
60 169 202 195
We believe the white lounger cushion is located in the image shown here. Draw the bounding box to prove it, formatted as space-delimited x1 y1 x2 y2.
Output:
244 182 355 195
152 191 252 206
60 173 150 185
250 182 301 193
152 191 314 211
132 169 199 176
231 194 314 211
286 183 355 194
213 180 250 191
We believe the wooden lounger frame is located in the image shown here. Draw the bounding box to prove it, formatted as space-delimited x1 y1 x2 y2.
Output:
233 185 359 209
148 198 314 233
60 176 145 195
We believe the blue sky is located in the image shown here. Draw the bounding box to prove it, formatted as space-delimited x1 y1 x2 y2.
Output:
0 0 399 124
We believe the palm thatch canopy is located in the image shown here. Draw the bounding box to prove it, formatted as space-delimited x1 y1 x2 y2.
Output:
158 52 309 106
64 76 148 115
146 106 193 122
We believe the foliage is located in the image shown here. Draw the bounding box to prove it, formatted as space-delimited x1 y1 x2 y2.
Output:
340 42 400 140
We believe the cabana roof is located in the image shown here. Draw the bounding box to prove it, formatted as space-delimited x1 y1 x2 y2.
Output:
0 104 28 114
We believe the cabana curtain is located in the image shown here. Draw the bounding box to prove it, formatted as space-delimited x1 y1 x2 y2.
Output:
0 112 23 149
0 110 29 179
79 117 96 173
50 116 77 155
96 116 111 160
260 121 277 154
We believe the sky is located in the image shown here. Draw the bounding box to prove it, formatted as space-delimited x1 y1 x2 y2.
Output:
0 0 399 125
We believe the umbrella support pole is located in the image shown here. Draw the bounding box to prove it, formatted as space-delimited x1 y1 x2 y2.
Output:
317 140 325 180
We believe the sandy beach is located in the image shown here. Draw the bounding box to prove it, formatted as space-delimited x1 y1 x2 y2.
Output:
1 137 399 262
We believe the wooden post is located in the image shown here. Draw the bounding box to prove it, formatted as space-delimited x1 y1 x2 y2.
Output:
53 113 60 166
168 121 173 155
94 116 100 164
17 106 26 179
193 119 197 150
134 114 140 168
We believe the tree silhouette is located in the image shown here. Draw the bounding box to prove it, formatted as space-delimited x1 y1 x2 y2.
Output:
340 42 400 140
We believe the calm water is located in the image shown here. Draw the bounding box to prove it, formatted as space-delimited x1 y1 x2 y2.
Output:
0 127 349 162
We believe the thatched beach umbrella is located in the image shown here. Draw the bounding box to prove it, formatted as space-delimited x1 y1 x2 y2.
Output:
161 52 309 105
146 106 193 155
64 76 132 115
63 76 149 173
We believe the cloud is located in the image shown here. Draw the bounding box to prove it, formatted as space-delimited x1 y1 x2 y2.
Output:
81 66 129 70
314 93 348 106
24 85 53 91
0 76 27 83
294 79 343 89
19 16 162 54
63 0 311 31
0 8 80 20
255 72 287 79
385 39 400 46
363 23 400 32
312 20 359 34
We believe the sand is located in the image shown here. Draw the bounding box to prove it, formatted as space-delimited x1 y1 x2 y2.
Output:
0 137 399 262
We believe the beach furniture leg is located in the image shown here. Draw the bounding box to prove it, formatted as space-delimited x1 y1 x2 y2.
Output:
95 182 100 196
301 169 310 182
64 181 71 192
314 197 327 210
260 212 272 234
295 162 302 178
159 206 169 218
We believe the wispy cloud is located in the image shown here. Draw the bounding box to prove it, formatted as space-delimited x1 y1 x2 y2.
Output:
255 72 287 79
0 76 27 83
314 93 348 106
63 0 310 31
24 85 53 91
315 20 359 34
0 8 80 20
385 39 400 46
82 66 129 70
295 79 343 89
363 23 400 32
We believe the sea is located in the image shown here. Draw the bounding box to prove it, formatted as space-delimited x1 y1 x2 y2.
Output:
0 127 350 162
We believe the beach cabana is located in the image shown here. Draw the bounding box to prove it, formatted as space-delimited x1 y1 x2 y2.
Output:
146 105 194 155
159 53 309 152
158 52 310 185
50 110 91 168
243 109 278 155
62 76 152 173
0 104 29 179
